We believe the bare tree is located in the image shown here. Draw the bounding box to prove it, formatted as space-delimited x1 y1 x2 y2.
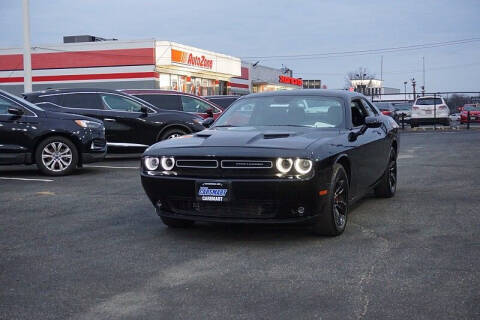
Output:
344 67 376 88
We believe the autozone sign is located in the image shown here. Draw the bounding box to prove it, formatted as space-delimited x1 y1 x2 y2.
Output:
279 75 303 86
171 49 213 69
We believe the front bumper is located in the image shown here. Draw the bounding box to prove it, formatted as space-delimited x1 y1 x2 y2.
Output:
141 174 329 223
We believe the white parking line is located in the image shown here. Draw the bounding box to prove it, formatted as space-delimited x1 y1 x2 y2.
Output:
84 165 139 169
0 177 53 182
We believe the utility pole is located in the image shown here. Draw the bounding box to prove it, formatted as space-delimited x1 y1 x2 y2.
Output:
22 0 32 92
411 78 416 98
404 81 407 101
380 56 383 99
422 56 425 95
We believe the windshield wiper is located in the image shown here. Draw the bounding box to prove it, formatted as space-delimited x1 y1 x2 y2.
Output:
262 124 310 127
214 124 238 128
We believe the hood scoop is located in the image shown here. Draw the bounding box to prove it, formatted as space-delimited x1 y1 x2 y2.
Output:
195 132 213 138
263 132 293 139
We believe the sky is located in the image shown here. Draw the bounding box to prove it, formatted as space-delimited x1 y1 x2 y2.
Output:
1 0 479 92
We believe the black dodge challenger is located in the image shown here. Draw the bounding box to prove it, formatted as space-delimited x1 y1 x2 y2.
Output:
141 90 399 236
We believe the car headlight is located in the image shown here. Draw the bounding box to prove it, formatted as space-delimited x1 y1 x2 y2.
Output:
276 158 293 173
74 120 102 129
294 159 313 175
144 157 160 171
160 156 175 171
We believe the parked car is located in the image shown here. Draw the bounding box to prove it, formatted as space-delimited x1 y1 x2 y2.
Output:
460 105 480 124
23 89 205 150
120 89 223 120
0 90 106 175
140 90 399 236
375 102 398 122
204 95 241 110
449 113 461 122
393 103 412 122
410 96 450 127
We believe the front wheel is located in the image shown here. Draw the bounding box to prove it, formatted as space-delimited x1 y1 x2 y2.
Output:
374 147 397 198
311 163 349 236
35 136 78 176
159 128 188 141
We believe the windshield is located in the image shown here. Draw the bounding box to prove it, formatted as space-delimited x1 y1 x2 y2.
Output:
463 106 480 111
375 102 391 109
0 90 45 111
394 104 411 110
416 98 443 105
214 95 344 128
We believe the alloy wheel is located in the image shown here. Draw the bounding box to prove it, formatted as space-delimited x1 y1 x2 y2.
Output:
167 133 181 139
388 154 397 193
333 179 347 229
41 142 73 172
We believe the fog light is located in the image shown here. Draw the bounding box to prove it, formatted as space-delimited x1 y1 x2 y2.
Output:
156 200 162 208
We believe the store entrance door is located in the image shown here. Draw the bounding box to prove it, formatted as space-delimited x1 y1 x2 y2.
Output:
218 81 228 95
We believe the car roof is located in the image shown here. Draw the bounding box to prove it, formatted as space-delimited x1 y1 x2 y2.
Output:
204 95 241 99
120 89 203 98
244 89 365 100
24 88 124 96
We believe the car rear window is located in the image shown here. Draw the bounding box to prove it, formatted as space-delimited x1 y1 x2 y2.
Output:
133 94 180 110
416 98 443 105
209 98 238 109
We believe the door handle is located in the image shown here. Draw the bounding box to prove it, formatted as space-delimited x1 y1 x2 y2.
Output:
104 118 116 122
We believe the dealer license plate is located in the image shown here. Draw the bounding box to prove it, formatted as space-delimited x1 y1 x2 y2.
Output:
196 181 230 202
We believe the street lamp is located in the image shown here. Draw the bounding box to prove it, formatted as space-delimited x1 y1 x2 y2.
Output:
411 78 416 98
404 81 407 101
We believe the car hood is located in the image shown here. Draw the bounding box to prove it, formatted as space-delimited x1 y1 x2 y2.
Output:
147 126 341 152
44 110 102 123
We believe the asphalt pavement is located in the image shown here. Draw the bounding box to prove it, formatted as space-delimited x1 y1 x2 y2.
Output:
1 131 479 320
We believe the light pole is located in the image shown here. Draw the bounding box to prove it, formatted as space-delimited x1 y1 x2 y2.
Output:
22 0 32 92
411 78 416 99
404 81 407 101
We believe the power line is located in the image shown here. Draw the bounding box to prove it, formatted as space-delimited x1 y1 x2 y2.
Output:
296 61 480 77
241 37 480 60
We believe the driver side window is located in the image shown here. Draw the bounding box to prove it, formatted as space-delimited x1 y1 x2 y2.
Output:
0 96 12 115
181 96 213 113
350 99 369 127
101 94 144 112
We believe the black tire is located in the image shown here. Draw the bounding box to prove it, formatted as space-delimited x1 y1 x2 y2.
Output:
35 136 78 176
311 163 349 236
159 128 188 141
410 122 415 128
443 119 450 126
374 147 397 198
160 216 194 228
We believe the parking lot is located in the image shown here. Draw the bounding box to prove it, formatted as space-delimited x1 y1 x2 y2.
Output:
1 130 479 320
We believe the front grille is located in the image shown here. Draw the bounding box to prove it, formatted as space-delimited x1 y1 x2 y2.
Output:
176 159 218 168
167 198 279 218
220 160 272 169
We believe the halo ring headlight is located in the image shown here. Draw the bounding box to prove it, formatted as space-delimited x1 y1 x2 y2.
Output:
144 157 160 171
160 156 175 171
276 158 293 174
294 159 313 175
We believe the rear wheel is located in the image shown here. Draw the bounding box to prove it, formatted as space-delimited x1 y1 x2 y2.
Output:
35 136 78 176
374 147 397 198
159 128 188 141
443 119 450 126
312 164 349 236
160 216 194 228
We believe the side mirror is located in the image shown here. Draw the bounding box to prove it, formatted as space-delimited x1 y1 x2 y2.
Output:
8 107 24 116
365 116 382 128
348 116 381 142
202 117 214 128
140 106 149 115
206 108 214 118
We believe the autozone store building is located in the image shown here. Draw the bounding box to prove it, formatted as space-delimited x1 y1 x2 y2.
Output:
0 39 241 96
229 62 304 95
